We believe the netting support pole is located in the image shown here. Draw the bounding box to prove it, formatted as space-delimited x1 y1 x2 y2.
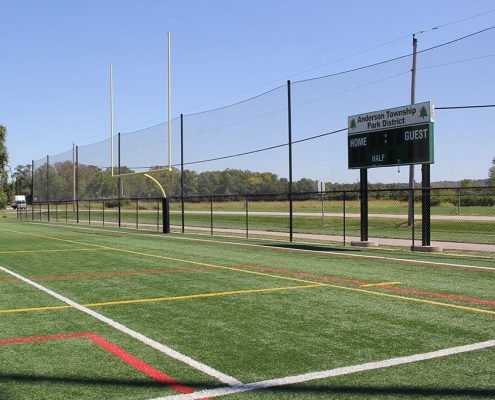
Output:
118 132 121 228
287 80 293 243
180 113 185 233
31 160 34 221
162 197 170 233
46 155 50 222
76 146 79 224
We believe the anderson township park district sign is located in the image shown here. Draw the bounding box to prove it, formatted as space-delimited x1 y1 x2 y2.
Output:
347 101 435 169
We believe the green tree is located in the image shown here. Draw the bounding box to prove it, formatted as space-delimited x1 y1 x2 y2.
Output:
12 164 32 201
489 157 495 185
0 125 9 208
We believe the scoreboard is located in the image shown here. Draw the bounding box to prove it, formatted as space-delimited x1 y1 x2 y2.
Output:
348 102 434 169
348 123 434 169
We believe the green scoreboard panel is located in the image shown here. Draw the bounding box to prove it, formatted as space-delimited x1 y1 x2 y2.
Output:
348 123 434 169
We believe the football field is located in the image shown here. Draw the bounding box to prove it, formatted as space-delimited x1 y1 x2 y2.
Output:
0 220 494 399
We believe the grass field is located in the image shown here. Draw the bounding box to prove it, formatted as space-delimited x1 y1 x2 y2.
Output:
0 219 494 399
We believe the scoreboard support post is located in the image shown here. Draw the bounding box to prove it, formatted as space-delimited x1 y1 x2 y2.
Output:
360 168 368 242
422 164 431 246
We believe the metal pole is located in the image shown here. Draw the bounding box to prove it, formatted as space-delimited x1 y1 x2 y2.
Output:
162 197 170 233
422 165 431 246
88 200 91 225
31 160 34 221
73 142 76 211
118 132 121 228
408 34 417 226
320 182 325 227
360 168 368 242
167 32 172 171
287 80 293 242
210 196 213 236
245 195 249 239
110 64 114 176
343 191 346 247
180 114 185 233
76 146 79 224
136 199 139 230
46 155 49 202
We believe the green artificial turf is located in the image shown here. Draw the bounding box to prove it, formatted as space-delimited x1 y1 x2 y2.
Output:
0 220 493 399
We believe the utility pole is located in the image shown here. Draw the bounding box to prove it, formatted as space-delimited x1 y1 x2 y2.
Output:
408 34 418 226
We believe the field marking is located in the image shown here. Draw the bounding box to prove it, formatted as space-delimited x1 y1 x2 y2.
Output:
150 339 495 400
0 304 73 313
0 248 106 254
361 281 401 287
2 227 494 315
316 283 495 315
0 264 242 386
237 265 495 307
0 332 201 396
5 224 495 272
0 266 216 283
0 227 324 286
0 283 325 314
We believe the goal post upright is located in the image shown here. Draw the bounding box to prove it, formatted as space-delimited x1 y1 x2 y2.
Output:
110 64 114 177
167 31 172 172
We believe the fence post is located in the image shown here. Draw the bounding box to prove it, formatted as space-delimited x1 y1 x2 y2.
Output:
136 199 139 230
343 191 346 247
411 188 415 250
157 199 160 231
245 195 249 239
210 196 213 236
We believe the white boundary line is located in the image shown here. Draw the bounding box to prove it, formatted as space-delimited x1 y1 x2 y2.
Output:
149 339 495 400
0 264 242 386
28 222 495 272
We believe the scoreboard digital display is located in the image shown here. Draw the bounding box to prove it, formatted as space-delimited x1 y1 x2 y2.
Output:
348 123 434 169
348 102 435 169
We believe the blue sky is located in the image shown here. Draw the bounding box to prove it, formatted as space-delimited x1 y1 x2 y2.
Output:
2 0 495 184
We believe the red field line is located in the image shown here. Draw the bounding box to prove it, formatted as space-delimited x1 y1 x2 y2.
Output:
378 285 495 307
0 332 207 397
0 266 215 283
233 265 367 285
234 265 495 307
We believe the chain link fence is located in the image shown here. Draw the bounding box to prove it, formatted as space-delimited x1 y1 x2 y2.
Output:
24 186 494 255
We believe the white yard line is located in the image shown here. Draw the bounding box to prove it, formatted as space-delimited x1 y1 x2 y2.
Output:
149 339 495 400
0 264 242 387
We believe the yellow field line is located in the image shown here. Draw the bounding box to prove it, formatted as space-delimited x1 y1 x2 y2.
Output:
0 283 325 314
2 227 494 316
0 228 318 285
0 248 106 255
0 305 73 313
361 282 401 287
319 282 495 315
